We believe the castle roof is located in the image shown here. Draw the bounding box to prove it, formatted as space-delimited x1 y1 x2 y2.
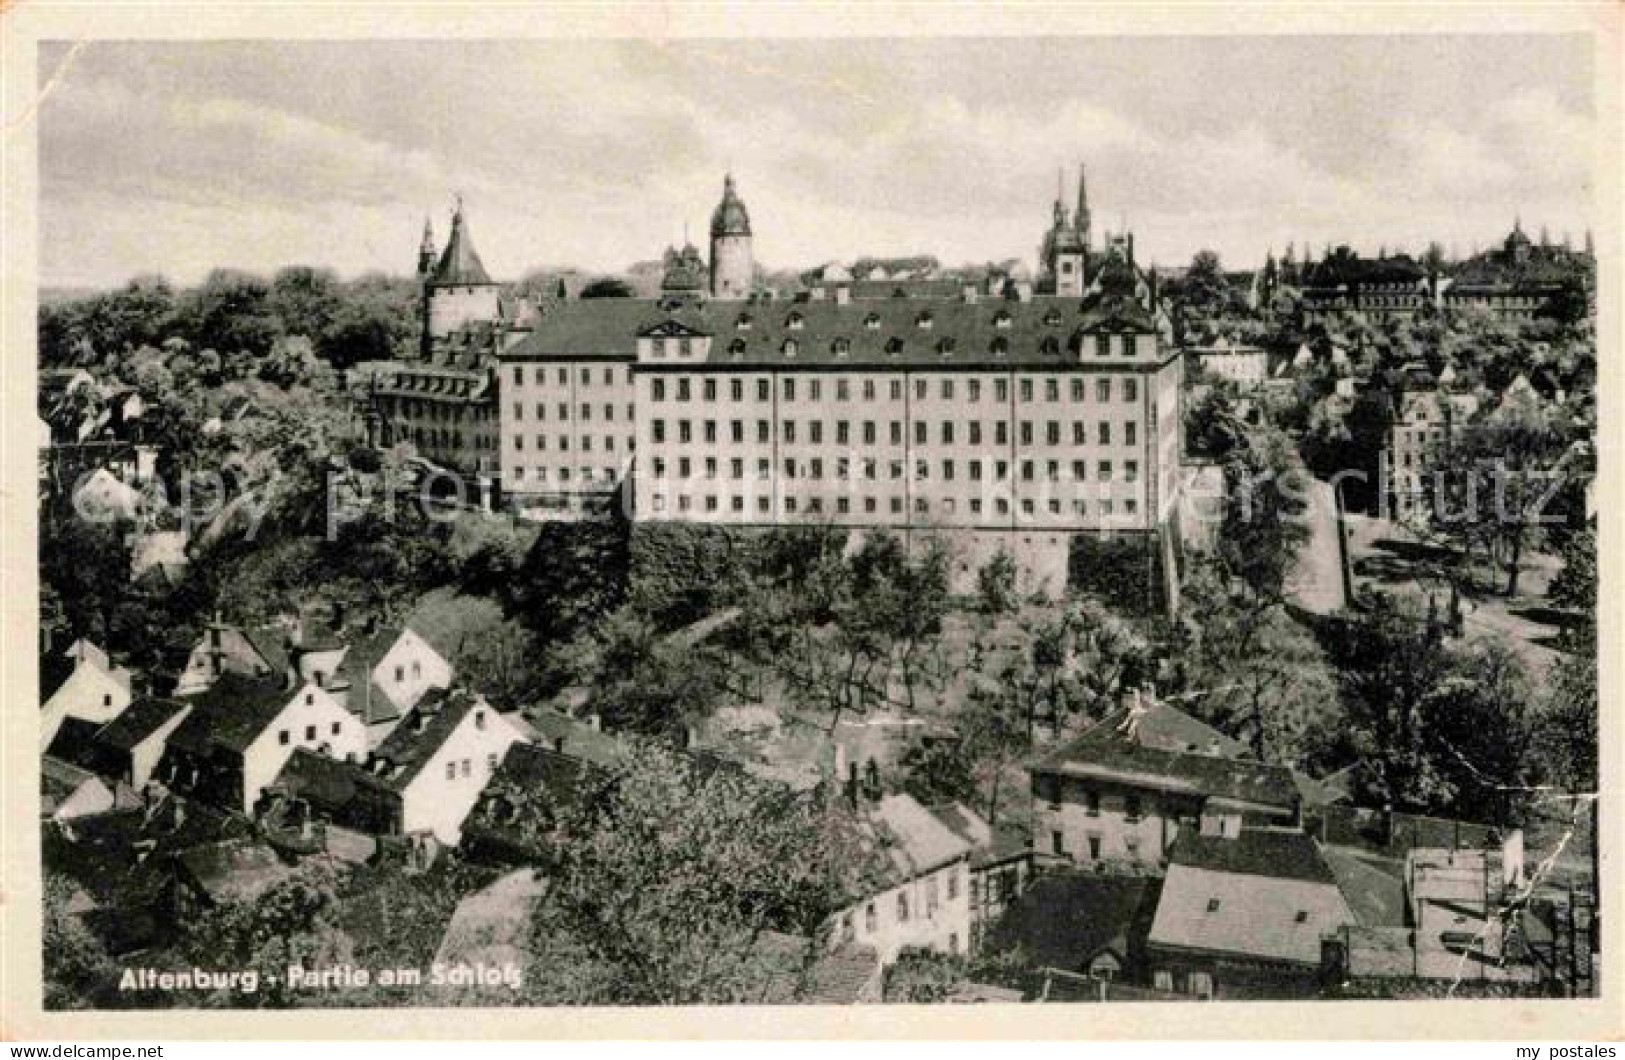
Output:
429 205 496 287
709 174 752 238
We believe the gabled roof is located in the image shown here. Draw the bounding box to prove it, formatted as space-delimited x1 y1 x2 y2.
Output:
1029 704 1298 811
927 801 1029 869
332 623 411 725
365 687 488 792
987 871 1158 972
1322 846 1408 928
525 708 624 769
40 653 77 704
239 625 291 676
863 793 973 886
1149 829 1354 966
172 672 299 754
93 697 190 751
46 717 125 777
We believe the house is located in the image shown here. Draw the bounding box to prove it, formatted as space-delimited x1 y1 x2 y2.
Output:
1383 382 1480 523
1027 693 1300 870
270 687 529 845
926 801 1033 944
41 638 135 749
1145 827 1356 999
327 621 453 742
827 793 975 965
1194 339 1268 388
985 870 1161 984
41 757 122 822
86 696 195 789
459 742 599 866
157 672 368 815
174 618 293 696
71 467 144 523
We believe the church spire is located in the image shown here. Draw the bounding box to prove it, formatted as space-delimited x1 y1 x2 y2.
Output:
1075 163 1091 240
417 216 435 278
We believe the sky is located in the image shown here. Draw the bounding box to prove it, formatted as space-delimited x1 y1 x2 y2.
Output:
37 35 1596 290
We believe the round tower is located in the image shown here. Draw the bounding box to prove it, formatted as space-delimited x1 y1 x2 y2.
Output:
708 174 754 300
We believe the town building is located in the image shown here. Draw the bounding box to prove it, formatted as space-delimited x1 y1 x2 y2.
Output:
40 639 135 750
71 696 195 790
827 793 975 965
1026 693 1301 870
268 687 530 846
985 870 1160 983
925 801 1034 945
1382 369 1481 524
156 672 369 816
1145 827 1356 999
1441 220 1594 321
1192 338 1268 389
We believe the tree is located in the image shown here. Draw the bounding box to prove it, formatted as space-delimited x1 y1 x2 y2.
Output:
178 863 353 1008
1218 421 1311 600
1432 397 1570 595
897 738 977 807
43 874 119 1010
522 743 878 1004
977 549 1019 615
884 948 965 1002
268 266 342 345
176 269 283 362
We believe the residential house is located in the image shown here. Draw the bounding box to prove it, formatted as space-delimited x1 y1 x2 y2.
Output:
828 793 975 965
327 621 453 743
41 639 135 749
1383 378 1480 523
41 757 121 822
985 870 1161 984
174 618 292 696
927 801 1034 945
85 696 195 789
157 672 368 815
1027 694 1300 870
459 741 599 867
269 687 529 845
1145 827 1356 999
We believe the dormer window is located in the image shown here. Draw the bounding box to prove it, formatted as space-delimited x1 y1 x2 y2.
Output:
885 337 904 358
915 311 934 330
937 337 956 358
782 339 798 358
652 337 666 357
1040 336 1060 357
993 311 1013 329
863 314 881 331
735 313 753 330
991 336 1009 357
786 312 805 330
1043 310 1063 327
832 338 851 358
729 338 746 359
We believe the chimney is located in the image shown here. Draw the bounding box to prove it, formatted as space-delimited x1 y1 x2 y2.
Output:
962 285 978 304
1015 282 1033 303
834 286 851 306
587 713 602 732
683 725 699 750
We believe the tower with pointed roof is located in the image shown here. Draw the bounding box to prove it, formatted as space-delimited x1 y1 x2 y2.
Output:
708 174 754 300
1040 166 1091 296
422 198 502 346
417 217 436 278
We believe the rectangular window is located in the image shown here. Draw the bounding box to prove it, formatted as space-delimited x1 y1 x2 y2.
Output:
1099 460 1112 481
1124 378 1139 402
1098 422 1111 445
1046 421 1060 445
1125 460 1139 482
1020 379 1034 403
941 379 955 400
995 378 1009 402
941 422 954 444
863 421 876 445
703 378 716 401
1096 378 1110 402
969 421 982 445
810 421 823 444
968 378 981 402
783 378 796 401
758 379 770 401
1052 830 1065 856
890 422 903 445
863 380 876 401
1045 378 1059 402
1071 378 1085 401
447 761 456 780
995 422 1008 445
677 378 691 401
837 379 850 401
1020 422 1033 446
810 379 822 401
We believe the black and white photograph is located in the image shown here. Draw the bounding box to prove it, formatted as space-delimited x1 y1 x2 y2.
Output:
9 7 1614 1035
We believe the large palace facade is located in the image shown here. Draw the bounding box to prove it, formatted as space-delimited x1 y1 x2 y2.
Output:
369 172 1184 594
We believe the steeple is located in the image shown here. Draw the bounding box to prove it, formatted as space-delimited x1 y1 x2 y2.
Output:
417 217 435 278
1053 168 1068 228
430 197 495 287
1075 163 1091 243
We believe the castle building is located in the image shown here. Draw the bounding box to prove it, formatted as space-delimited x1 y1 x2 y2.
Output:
421 198 503 344
1440 219 1594 321
708 174 754 300
497 173 1182 591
